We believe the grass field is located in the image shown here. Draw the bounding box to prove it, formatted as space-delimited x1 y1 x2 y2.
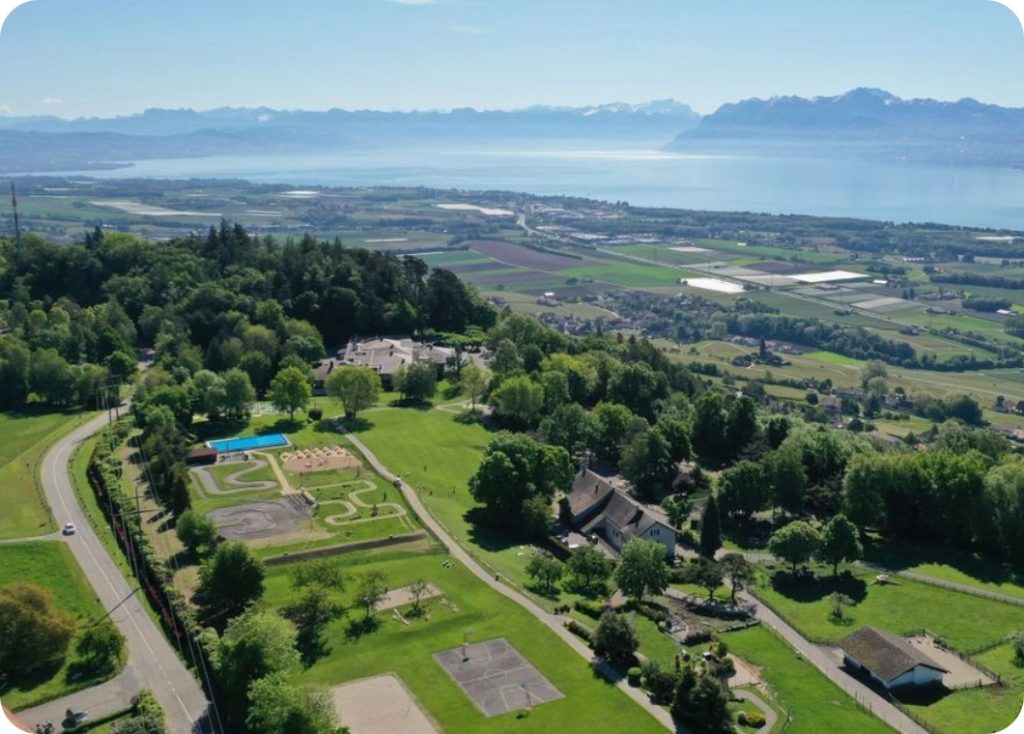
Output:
559 262 689 288
724 625 892 734
263 551 666 734
0 542 122 710
753 566 1019 652
0 410 91 539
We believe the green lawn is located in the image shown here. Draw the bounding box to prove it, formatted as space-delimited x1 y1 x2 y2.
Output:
0 410 91 538
0 542 122 710
263 551 666 734
724 625 892 734
560 262 688 288
752 567 1019 652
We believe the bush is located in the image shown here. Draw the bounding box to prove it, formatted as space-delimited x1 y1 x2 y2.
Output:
627 667 642 686
308 407 323 421
573 599 605 619
565 619 592 644
737 711 748 726
742 710 766 728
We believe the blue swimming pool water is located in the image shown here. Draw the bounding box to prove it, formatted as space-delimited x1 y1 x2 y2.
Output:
207 433 290 452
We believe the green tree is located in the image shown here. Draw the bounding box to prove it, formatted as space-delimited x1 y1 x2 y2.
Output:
353 570 389 619
269 366 312 419
685 675 733 733
239 351 273 396
690 557 724 602
699 494 722 558
817 514 863 576
459 362 489 411
717 460 770 519
767 521 822 575
223 367 256 419
75 623 125 675
661 495 691 530
394 361 437 403
621 429 676 499
654 415 692 462
589 402 639 463
593 611 639 668
176 510 219 557
615 538 669 602
490 374 545 427
491 338 522 373
196 541 266 626
1011 630 1024 666
325 366 382 419
724 395 759 461
30 348 77 406
0 584 76 678
719 553 754 604
541 403 597 455
525 551 564 593
104 349 137 381
692 392 727 466
246 673 345 734
283 585 345 667
567 544 614 595
209 609 299 715
768 445 807 517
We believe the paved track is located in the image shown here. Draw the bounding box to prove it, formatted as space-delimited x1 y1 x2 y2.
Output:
15 412 213 733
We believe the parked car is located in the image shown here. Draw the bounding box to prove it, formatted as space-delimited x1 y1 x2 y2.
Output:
65 707 87 725
62 522 76 536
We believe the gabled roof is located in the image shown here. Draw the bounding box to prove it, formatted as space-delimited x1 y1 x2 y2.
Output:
839 627 949 682
567 470 673 541
566 470 616 518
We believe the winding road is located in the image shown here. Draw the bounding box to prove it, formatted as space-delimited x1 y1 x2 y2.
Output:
15 412 213 733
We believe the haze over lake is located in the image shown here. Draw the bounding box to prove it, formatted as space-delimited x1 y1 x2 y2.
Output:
67 143 1024 230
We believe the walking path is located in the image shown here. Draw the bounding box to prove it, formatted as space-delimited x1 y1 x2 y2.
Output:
732 688 778 732
18 411 213 733
737 589 928 734
16 670 141 730
0 531 61 544
341 427 678 732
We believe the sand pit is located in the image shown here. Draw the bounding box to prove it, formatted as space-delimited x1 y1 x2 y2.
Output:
281 445 361 474
376 583 442 611
332 674 438 734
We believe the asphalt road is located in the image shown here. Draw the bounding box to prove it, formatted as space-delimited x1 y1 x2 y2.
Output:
16 411 213 733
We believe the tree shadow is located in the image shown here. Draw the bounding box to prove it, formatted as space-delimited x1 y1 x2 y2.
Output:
3 658 63 695
464 508 531 555
336 416 374 433
864 538 1024 589
191 419 247 441
344 616 380 641
525 582 561 600
257 418 304 435
770 570 868 604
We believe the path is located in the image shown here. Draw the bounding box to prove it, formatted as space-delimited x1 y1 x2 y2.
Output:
341 427 678 732
319 481 410 528
190 459 278 494
21 411 213 733
738 589 927 734
0 531 61 544
15 670 141 730
732 688 778 732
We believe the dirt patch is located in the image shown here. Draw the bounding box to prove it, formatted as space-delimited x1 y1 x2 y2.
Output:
906 636 997 690
469 240 585 271
332 674 439 734
376 583 442 611
282 446 361 474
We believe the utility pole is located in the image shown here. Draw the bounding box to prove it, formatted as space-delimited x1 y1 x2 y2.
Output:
10 181 21 245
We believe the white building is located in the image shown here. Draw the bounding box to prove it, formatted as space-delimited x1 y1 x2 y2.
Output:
839 627 947 690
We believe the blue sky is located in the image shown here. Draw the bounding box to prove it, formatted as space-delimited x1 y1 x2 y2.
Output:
1 0 1023 117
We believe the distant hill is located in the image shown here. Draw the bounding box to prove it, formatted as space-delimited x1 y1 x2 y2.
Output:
668 88 1024 167
0 102 700 173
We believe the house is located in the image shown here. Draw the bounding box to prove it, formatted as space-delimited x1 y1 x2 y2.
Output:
337 338 456 388
186 447 219 466
838 627 948 690
820 395 843 417
312 358 338 395
561 469 675 559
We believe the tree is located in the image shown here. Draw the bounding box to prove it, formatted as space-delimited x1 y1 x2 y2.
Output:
269 366 311 419
724 395 759 461
0 584 76 678
817 514 863 576
541 403 597 455
615 538 669 602
239 351 273 396
75 623 125 675
196 541 266 626
222 368 256 419
589 402 638 463
176 510 219 557
767 521 822 575
621 429 675 499
353 570 389 619
567 544 614 595
325 366 381 419
661 495 691 530
685 675 733 733
30 348 77 406
246 673 345 734
209 609 299 714
490 375 545 428
593 611 639 668
655 416 692 462
768 445 807 517
525 551 564 593
699 494 722 557
491 338 522 373
717 461 770 519
283 586 345 667
459 362 489 411
690 557 724 602
719 553 754 605
829 592 854 622
692 392 727 466
394 360 437 403
408 579 431 617
104 350 137 381
1011 630 1024 666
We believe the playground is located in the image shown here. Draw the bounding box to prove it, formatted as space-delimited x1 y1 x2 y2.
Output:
433 638 564 717
282 444 361 474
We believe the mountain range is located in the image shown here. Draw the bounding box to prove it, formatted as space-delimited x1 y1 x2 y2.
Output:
2 90 1024 174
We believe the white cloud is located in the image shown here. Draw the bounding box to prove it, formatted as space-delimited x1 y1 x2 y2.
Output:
0 105 11 115
40 96 63 104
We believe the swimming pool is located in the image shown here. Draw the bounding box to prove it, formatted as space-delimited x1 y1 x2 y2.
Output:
206 433 290 453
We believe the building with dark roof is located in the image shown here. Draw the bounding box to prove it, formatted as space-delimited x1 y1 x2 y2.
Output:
839 626 948 690
561 469 675 559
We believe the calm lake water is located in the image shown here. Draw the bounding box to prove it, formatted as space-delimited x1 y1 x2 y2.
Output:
73 144 1024 230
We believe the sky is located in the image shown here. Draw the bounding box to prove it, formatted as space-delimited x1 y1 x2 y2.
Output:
0 0 1023 117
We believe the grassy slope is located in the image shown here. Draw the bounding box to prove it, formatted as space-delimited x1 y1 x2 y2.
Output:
0 542 120 710
264 551 666 734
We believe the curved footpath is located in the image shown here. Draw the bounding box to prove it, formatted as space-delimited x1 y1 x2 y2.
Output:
15 412 212 733
342 428 678 732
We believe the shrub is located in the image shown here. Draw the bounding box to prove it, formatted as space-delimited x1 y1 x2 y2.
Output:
565 620 592 644
573 599 605 619
627 667 642 686
308 407 323 421
744 710 767 728
737 711 748 726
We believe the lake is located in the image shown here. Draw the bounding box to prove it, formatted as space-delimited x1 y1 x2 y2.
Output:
70 143 1024 230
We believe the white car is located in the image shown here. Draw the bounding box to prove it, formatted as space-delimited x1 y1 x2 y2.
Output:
63 522 76 536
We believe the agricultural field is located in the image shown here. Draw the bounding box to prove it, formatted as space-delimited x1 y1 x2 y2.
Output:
263 550 666 734
0 542 122 710
0 410 91 539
